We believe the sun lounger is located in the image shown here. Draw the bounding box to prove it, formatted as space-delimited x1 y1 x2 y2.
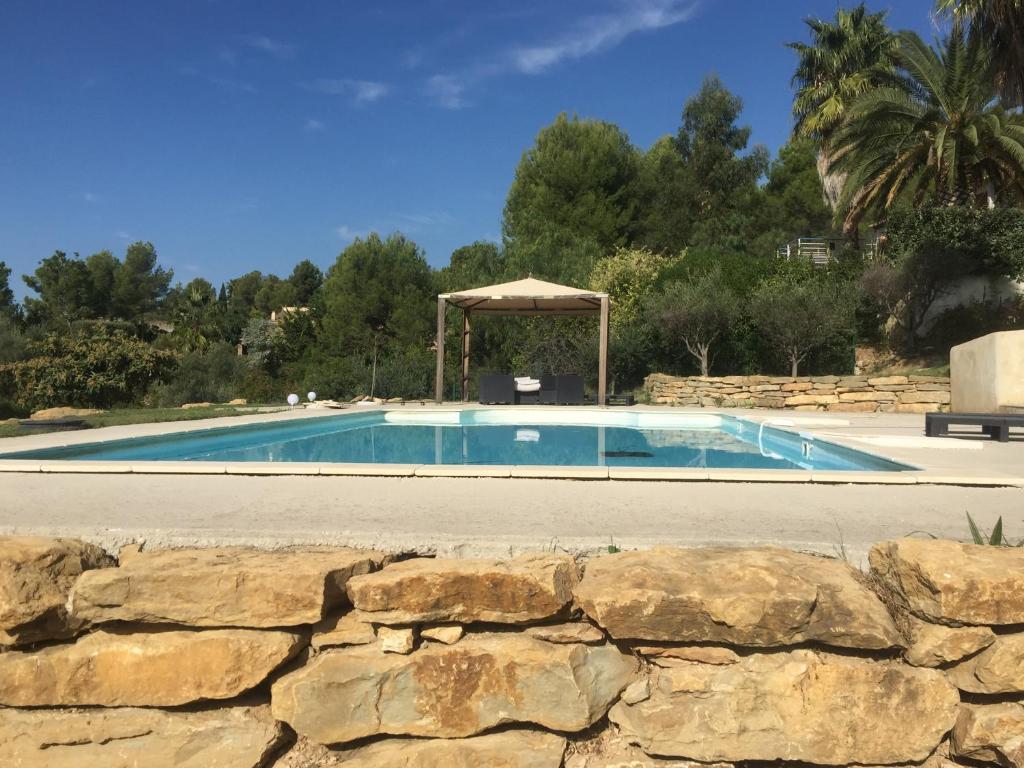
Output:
925 412 1024 442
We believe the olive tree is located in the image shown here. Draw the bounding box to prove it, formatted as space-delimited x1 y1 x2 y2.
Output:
649 267 739 377
749 273 856 377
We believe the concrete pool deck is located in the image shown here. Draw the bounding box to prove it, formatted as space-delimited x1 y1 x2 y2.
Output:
0 404 1021 563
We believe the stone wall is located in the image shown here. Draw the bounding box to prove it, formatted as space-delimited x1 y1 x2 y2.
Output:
2 536 1022 767
645 372 951 413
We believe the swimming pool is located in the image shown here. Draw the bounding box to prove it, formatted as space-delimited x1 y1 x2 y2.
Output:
0 409 913 472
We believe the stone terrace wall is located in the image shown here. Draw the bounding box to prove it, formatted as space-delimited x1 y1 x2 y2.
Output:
646 372 951 413
2 537 1022 767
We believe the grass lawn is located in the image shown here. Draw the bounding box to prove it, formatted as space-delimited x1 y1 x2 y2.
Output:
0 405 281 439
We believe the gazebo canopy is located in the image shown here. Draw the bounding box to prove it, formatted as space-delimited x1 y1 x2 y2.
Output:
435 277 611 404
440 277 607 316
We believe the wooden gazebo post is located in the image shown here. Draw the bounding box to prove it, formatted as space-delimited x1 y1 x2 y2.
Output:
598 295 609 407
461 309 471 402
434 296 445 403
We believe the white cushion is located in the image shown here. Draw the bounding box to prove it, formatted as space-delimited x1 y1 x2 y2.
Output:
515 381 541 392
514 376 538 384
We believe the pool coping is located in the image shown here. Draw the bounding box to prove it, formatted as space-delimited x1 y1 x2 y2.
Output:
0 405 1021 487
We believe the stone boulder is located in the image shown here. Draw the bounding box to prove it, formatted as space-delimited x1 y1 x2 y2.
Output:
609 651 959 764
29 407 103 420
952 703 1024 767
0 705 284 768
870 539 1024 625
69 546 386 628
0 628 303 706
525 622 605 644
272 633 637 744
946 634 1024 694
904 619 995 667
631 645 740 665
566 728 731 768
274 732 567 768
0 536 113 646
576 547 901 649
347 554 578 625
312 611 377 649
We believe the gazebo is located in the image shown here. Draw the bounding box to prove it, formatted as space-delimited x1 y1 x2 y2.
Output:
435 278 610 405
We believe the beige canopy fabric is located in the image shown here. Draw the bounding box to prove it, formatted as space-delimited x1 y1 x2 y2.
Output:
435 278 610 405
440 277 608 316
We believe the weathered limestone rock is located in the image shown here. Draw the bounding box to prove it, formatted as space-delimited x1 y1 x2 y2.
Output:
311 611 377 649
870 539 1024 625
952 703 1024 767
946 634 1024 694
378 625 416 653
347 554 578 624
609 651 959 765
905 618 995 667
525 622 605 644
69 546 386 628
275 731 567 768
421 624 465 644
0 628 303 706
0 536 113 646
29 407 103 420
272 633 637 744
566 728 731 768
784 394 839 406
576 547 902 649
868 376 910 386
632 645 740 665
0 705 284 768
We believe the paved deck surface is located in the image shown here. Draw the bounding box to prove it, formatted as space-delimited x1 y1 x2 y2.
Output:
1 405 1021 563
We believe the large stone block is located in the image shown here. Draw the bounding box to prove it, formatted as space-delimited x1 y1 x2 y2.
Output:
609 651 959 764
870 539 1024 625
946 634 1024 694
575 547 902 649
0 628 303 706
951 330 1024 412
271 633 637 744
275 732 567 768
0 536 113 646
899 390 951 404
784 394 839 406
0 705 284 768
69 546 386 628
347 554 577 624
904 619 995 668
952 703 1024 767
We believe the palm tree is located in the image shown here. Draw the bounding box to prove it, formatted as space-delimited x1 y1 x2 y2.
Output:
830 26 1024 233
788 4 898 209
936 0 1024 106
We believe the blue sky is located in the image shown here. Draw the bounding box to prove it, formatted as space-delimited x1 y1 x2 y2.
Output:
1 0 938 297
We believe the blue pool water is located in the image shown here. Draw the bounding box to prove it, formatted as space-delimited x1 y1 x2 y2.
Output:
0 410 913 472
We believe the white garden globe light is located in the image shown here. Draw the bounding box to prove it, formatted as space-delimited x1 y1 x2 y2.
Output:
307 391 317 402
287 393 300 406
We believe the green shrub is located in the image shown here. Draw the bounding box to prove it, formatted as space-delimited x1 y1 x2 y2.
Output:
147 343 248 407
918 296 1024 353
0 332 177 410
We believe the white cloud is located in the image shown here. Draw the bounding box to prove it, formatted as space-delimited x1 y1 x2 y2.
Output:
114 230 132 241
510 0 698 75
336 225 369 242
424 0 698 108
239 35 296 59
425 75 467 109
301 78 390 104
304 118 326 132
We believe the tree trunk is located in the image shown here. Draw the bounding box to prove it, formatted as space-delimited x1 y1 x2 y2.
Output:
817 145 846 212
790 352 800 378
699 345 710 377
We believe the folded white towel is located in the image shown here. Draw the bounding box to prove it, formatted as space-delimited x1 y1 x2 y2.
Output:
514 376 539 384
515 381 541 393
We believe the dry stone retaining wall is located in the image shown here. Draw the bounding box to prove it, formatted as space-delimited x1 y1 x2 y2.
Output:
1 537 1022 767
645 372 952 412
